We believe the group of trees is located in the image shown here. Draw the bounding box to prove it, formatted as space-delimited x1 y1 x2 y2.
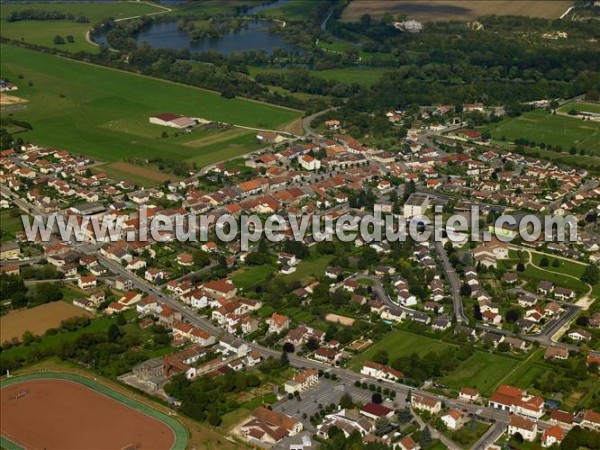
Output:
0 117 32 150
255 68 361 98
7 9 88 23
53 35 75 45
164 370 261 426
1 306 173 375
0 274 63 309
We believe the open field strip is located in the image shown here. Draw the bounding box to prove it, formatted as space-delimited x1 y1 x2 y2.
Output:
248 65 391 86
0 302 93 343
558 101 600 115
0 44 300 164
98 161 176 187
340 0 573 22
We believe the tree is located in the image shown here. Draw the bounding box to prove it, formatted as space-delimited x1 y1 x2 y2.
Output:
505 308 521 323
371 392 383 404
582 265 599 285
420 426 432 447
498 342 510 352
280 350 289 366
107 323 121 343
53 35 65 45
192 249 211 267
339 393 354 409
516 262 526 272
372 349 389 365
540 256 549 267
282 342 295 353
397 407 412 423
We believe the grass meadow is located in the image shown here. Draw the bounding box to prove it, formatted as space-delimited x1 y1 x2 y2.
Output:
347 328 455 371
441 351 521 396
0 44 300 184
486 109 600 154
0 2 166 53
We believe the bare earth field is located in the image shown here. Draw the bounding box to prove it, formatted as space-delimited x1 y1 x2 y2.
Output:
0 93 27 106
1 379 175 449
325 313 355 326
341 0 573 22
0 302 93 342
107 161 174 182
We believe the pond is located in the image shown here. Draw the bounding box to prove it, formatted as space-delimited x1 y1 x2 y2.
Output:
93 0 300 55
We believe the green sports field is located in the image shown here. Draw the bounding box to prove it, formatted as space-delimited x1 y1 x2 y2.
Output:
486 108 600 154
0 372 188 450
0 44 300 168
0 2 167 53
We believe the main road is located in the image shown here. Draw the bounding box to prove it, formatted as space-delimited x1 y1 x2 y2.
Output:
95 253 511 427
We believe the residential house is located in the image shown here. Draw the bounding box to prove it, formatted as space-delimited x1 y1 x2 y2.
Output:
489 385 544 419
441 409 465 431
268 313 290 334
314 347 342 365
239 407 303 446
508 415 538 442
542 425 564 447
361 361 403 383
77 275 97 290
411 394 442 414
544 347 569 361
459 388 481 403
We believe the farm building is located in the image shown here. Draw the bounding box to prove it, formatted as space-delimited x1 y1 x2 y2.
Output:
149 113 200 129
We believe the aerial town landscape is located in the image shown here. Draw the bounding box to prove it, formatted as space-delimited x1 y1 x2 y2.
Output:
0 0 600 449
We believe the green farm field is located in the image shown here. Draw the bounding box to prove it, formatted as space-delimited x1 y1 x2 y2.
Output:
0 1 167 53
0 45 300 168
486 109 600 154
347 328 455 371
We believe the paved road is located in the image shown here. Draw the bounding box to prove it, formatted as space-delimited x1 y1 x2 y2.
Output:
95 252 513 427
433 240 468 323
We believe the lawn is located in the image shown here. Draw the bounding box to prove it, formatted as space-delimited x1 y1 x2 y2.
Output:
231 265 277 290
0 44 300 164
485 108 600 155
347 329 455 371
522 264 588 296
0 208 24 240
501 359 554 393
278 252 334 284
530 252 587 279
0 2 167 53
441 351 520 397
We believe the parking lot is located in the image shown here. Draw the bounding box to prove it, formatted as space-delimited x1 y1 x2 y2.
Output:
272 379 406 429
